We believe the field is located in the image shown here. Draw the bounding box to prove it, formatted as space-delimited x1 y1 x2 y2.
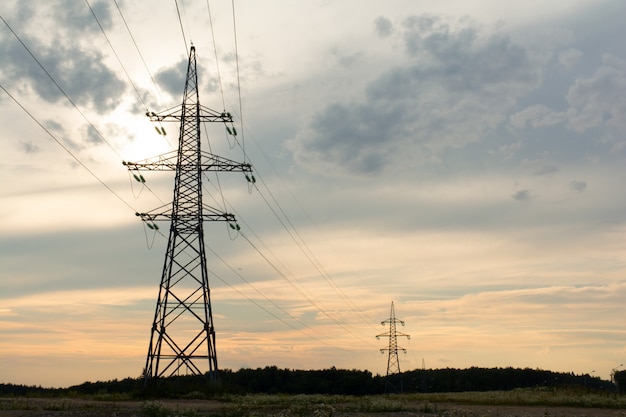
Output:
1 388 625 417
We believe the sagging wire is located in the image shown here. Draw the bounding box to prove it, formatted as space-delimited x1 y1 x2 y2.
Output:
141 220 159 249
128 169 147 198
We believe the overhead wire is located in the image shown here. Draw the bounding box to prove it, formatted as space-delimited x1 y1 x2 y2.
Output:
218 1 376 328
217 116 378 329
174 0 188 53
205 0 226 110
0 83 136 214
204 244 351 351
2 12 171 215
199 1 379 344
112 0 168 109
258 179 377 327
201 168 379 350
230 0 247 162
85 0 149 112
0 15 124 161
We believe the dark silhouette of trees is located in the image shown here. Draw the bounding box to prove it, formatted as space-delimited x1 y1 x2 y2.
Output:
615 370 626 393
0 367 617 397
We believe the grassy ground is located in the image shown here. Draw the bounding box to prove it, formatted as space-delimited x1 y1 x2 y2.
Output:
1 387 624 416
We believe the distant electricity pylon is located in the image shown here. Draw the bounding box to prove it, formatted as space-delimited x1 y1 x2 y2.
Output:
377 301 410 392
124 46 251 385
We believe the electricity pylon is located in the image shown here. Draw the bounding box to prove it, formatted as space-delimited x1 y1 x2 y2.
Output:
123 46 251 385
377 301 410 392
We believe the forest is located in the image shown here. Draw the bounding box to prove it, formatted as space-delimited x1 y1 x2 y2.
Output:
1 367 624 397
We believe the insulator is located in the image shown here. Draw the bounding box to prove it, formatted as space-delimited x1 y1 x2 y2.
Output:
229 223 235 230
140 174 146 183
160 127 167 136
133 174 141 182
153 223 159 230
251 175 256 183
236 224 241 230
245 174 251 182
147 223 154 230
232 126 237 136
226 126 232 135
227 112 232 118
145 112 150 117
154 126 161 134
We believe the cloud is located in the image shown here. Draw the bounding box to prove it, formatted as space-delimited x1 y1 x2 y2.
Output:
374 16 394 38
290 15 546 174
155 57 189 97
512 189 531 201
54 0 113 35
566 55 626 133
569 180 587 192
559 48 582 69
20 141 39 154
0 2 126 114
509 104 566 129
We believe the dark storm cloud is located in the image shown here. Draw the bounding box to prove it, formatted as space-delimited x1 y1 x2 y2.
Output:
0 2 126 114
291 15 545 174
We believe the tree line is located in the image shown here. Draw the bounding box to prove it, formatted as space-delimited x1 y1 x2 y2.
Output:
1 366 622 397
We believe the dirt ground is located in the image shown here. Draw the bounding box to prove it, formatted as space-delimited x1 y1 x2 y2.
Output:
1 397 625 417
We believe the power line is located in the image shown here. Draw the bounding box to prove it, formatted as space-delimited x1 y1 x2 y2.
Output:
0 83 136 213
112 0 168 109
230 0 247 161
0 15 123 160
216 2 377 336
85 0 148 111
174 0 188 53
204 244 351 351
2 13 169 209
205 0 226 110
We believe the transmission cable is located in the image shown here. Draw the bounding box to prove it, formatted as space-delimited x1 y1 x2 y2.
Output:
238 229 377 348
2 14 168 208
206 1 378 333
85 0 148 111
254 176 378 327
226 127 378 329
174 0 188 53
230 0 247 162
205 0 226 110
112 0 168 108
204 244 349 350
0 15 124 160
0 83 136 214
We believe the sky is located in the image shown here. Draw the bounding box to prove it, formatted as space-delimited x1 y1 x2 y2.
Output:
1 0 625 388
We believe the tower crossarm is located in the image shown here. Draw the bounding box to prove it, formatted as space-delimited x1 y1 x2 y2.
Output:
146 105 234 123
123 151 252 172
135 203 236 223
136 212 236 223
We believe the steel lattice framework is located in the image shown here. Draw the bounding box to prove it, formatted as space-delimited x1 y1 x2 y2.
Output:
124 46 251 384
377 301 410 391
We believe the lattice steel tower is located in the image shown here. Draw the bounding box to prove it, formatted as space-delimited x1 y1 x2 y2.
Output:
123 46 251 384
377 301 410 391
